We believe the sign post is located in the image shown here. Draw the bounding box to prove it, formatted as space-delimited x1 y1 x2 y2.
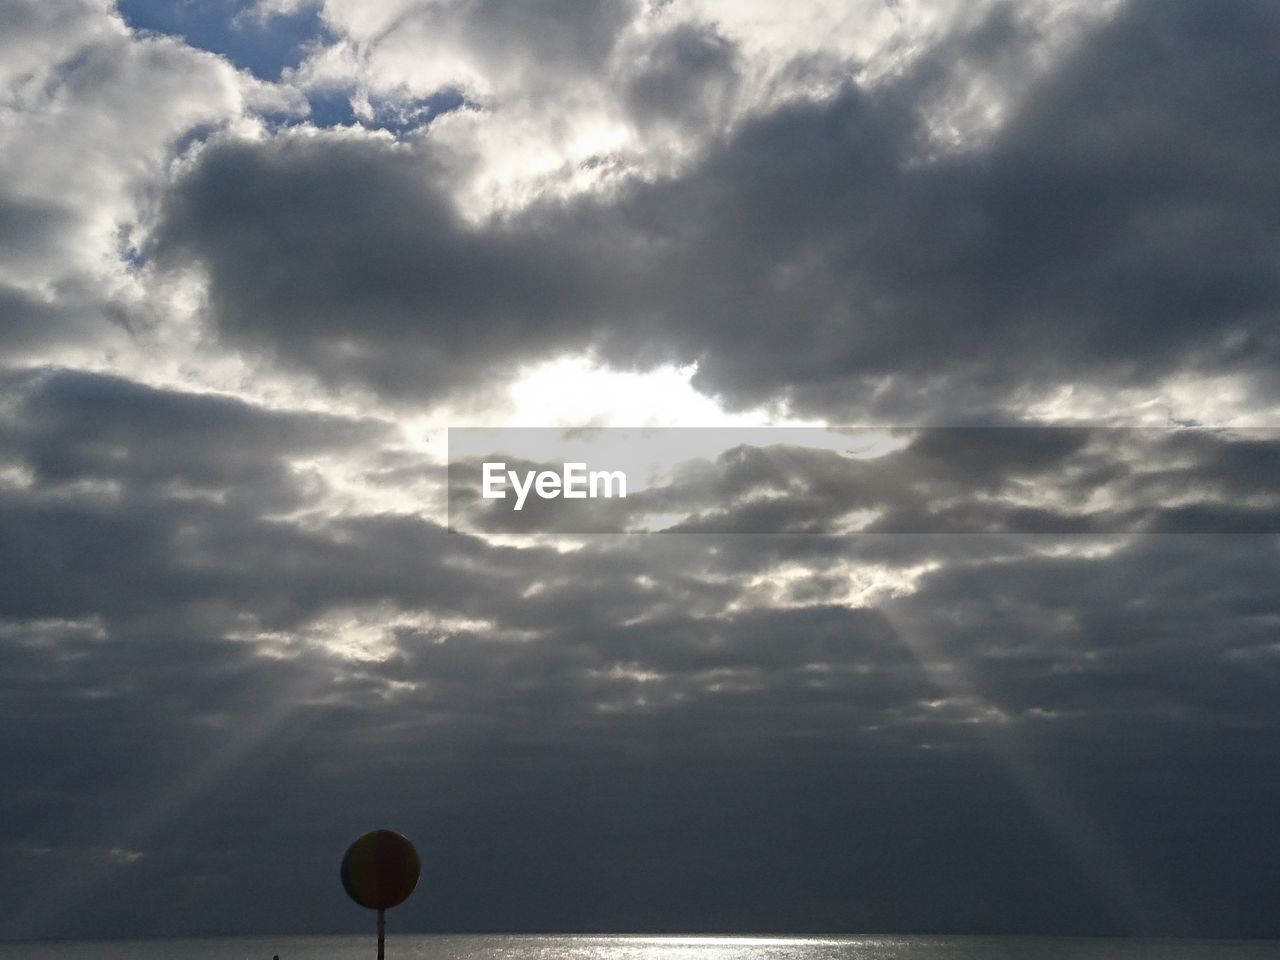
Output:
341 829 421 958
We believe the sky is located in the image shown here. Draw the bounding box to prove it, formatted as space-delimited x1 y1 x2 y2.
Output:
2 0 1280 941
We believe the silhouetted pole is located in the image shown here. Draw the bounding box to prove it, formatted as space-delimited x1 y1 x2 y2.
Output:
340 829 421 959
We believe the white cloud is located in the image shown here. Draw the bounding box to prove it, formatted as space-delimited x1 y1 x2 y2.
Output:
0 0 305 375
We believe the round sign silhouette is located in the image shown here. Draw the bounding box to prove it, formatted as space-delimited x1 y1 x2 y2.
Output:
341 829 421 910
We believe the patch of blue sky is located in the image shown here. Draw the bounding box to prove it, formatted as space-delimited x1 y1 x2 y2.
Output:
364 88 470 135
280 86 471 135
303 88 357 128
116 0 328 81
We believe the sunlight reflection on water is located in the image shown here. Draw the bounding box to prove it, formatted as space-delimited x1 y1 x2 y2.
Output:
403 934 1280 960
3 933 1278 960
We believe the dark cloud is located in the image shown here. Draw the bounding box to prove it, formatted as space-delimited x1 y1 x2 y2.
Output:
7 0 1280 943
0 286 82 352
3 374 1279 938
156 0 1280 416
153 134 622 397
0 196 74 269
5 497 1280 936
448 0 638 78
1 367 386 509
623 22 740 134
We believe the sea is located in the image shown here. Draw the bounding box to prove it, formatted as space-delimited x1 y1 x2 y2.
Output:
0 934 1277 960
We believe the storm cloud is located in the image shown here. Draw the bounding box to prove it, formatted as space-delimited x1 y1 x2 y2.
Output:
3 0 1280 944
153 0 1280 417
